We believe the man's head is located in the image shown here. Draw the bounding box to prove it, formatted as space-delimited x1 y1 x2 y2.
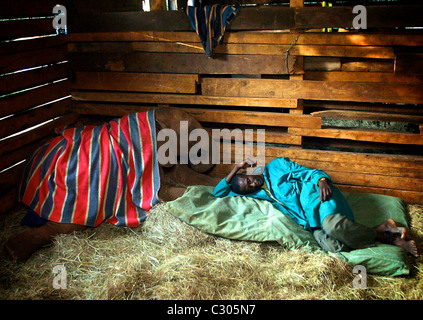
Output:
230 174 264 195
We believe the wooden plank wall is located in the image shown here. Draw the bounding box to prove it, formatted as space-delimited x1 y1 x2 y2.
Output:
69 1 423 204
0 0 74 214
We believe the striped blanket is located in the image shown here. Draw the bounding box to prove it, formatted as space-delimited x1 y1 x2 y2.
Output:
19 111 160 227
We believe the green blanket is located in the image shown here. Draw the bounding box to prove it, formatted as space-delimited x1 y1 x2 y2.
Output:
165 186 411 277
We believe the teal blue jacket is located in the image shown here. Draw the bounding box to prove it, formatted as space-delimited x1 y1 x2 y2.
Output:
213 157 354 231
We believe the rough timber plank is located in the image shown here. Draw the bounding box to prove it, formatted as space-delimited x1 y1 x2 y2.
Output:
131 41 395 59
70 31 423 47
186 108 321 129
72 72 199 94
201 78 423 104
69 52 296 74
71 90 297 108
289 127 423 145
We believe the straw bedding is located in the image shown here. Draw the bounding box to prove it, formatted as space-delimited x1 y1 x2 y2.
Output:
1 202 422 300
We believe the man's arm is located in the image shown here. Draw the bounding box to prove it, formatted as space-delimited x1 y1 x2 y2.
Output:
225 159 256 183
213 159 257 197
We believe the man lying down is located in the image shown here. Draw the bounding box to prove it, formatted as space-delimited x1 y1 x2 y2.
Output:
213 158 419 258
5 107 220 261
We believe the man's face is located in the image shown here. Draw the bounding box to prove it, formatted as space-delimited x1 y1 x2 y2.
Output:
237 174 264 194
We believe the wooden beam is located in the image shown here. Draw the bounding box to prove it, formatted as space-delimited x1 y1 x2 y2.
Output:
71 90 298 109
70 31 423 47
341 59 394 73
0 80 70 118
296 5 423 29
336 185 422 205
0 63 69 95
74 102 321 129
130 41 395 59
0 98 70 139
0 18 55 41
0 113 77 156
201 78 423 104
185 108 321 129
288 127 423 146
0 45 68 75
69 52 296 74
0 35 68 55
304 71 423 83
263 145 423 170
72 72 199 94
68 5 423 33
69 7 296 33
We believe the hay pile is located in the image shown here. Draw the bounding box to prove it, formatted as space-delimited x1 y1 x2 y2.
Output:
1 202 422 300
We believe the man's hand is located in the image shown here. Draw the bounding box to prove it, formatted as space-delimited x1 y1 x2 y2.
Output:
225 159 257 184
318 178 332 202
236 159 257 170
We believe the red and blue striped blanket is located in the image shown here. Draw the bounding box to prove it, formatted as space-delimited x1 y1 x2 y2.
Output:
19 111 160 227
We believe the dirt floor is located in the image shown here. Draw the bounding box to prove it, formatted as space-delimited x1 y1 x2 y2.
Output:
1 201 422 300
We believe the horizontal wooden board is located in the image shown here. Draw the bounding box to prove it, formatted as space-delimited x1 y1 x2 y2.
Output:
304 71 423 83
185 108 321 129
206 128 302 146
69 52 296 74
0 80 70 118
289 127 423 145
70 7 295 33
71 90 298 108
0 138 43 172
296 5 423 29
324 170 423 192
73 102 321 129
72 72 199 94
0 63 68 95
70 31 423 47
69 5 423 33
201 78 423 104
289 158 423 180
0 35 68 55
0 18 55 41
0 44 68 75
0 98 70 139
130 41 395 59
263 145 423 170
0 113 77 156
336 185 422 205
341 59 394 73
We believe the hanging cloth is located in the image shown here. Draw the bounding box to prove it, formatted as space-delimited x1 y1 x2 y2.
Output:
186 4 240 58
